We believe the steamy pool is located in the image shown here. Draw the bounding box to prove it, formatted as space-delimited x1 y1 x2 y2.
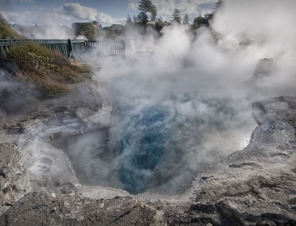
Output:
51 98 256 195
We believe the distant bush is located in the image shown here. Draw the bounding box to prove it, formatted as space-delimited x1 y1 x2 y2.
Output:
101 24 124 39
2 42 90 96
73 23 97 39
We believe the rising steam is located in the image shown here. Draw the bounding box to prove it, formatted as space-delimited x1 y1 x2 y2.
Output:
16 0 296 195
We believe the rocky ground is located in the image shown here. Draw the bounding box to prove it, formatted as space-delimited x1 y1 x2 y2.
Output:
0 72 296 225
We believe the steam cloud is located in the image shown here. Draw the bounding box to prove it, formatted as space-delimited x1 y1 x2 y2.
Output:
0 67 41 115
10 11 75 39
20 0 296 195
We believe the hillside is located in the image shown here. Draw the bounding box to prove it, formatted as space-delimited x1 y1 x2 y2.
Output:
0 15 90 96
0 15 20 39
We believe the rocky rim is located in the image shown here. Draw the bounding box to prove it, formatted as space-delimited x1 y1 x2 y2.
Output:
0 76 296 225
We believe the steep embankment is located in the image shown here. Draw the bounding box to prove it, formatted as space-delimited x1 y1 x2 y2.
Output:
0 15 90 96
0 15 20 39
2 43 90 96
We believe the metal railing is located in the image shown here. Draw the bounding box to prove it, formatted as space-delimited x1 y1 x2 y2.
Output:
86 39 125 55
0 39 125 59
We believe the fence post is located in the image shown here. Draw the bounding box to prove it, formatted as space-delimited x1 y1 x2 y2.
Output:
122 41 125 55
67 39 74 59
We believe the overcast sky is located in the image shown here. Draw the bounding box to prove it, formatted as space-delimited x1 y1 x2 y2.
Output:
0 0 216 26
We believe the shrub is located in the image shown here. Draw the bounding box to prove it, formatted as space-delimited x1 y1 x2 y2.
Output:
3 42 90 96
0 15 20 39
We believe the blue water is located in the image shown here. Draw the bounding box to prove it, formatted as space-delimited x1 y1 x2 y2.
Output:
116 107 173 194
50 94 245 195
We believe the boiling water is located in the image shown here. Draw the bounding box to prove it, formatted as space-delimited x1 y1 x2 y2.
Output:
51 99 255 195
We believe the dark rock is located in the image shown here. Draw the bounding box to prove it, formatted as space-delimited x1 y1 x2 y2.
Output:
190 203 216 213
253 58 273 79
0 193 156 226
2 92 296 225
56 182 77 194
17 119 41 132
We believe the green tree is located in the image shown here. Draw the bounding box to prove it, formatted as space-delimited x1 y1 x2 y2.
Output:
74 23 96 39
155 17 166 32
133 15 137 23
138 0 153 13
204 13 213 21
172 9 181 24
183 14 189 25
126 14 132 24
150 5 157 21
137 0 157 26
136 12 149 26
192 14 207 30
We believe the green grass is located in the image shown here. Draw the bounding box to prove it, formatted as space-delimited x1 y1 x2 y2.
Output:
0 16 90 96
2 42 91 96
0 16 20 39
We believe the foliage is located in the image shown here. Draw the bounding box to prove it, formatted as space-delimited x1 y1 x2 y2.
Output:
172 9 181 24
135 12 149 26
136 0 157 26
0 15 20 39
154 17 166 32
183 14 189 25
101 24 124 39
126 15 132 25
74 23 97 39
150 5 157 21
204 13 213 21
191 14 213 30
133 15 138 23
2 42 90 96
125 0 221 32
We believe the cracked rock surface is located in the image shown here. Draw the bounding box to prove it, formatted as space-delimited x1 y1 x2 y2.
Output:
1 93 296 225
1 193 156 226
0 144 27 216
